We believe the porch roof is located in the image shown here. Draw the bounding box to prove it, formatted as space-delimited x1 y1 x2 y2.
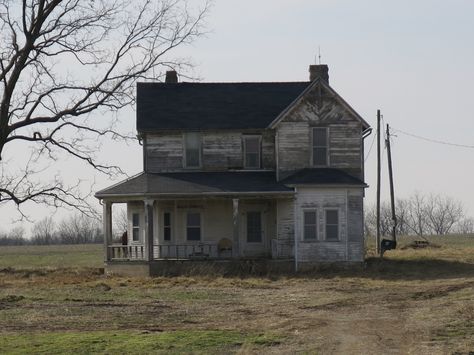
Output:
95 171 294 199
282 168 367 186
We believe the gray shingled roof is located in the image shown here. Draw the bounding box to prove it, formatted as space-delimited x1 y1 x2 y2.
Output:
282 168 367 186
95 171 294 198
136 82 311 131
95 169 367 199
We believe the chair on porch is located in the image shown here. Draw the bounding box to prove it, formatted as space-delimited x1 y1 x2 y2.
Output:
218 238 233 258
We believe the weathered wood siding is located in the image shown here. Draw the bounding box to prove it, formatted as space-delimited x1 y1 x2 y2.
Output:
346 190 364 261
276 83 363 179
127 198 279 257
144 131 275 172
294 187 364 263
275 198 295 258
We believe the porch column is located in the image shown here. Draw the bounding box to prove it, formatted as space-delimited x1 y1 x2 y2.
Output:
103 201 112 262
232 198 240 257
144 199 155 261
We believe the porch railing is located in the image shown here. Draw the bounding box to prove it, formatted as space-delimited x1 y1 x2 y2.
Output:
154 243 219 260
108 243 221 261
108 244 145 260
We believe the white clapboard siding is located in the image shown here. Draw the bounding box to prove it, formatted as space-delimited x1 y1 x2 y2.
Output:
294 187 364 262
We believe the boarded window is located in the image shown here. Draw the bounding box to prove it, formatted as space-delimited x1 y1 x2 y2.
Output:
246 211 262 242
244 136 261 169
303 210 317 240
184 132 201 168
186 212 201 241
163 212 171 241
325 210 339 240
312 127 328 166
132 213 140 242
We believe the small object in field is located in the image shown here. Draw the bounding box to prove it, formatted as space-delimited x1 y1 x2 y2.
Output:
401 240 441 250
414 240 429 248
381 239 397 257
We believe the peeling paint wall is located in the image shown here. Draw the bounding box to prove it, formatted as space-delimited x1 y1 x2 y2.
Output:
144 130 275 173
276 83 363 179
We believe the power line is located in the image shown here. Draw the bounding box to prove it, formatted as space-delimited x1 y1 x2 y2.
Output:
391 127 474 149
364 130 377 162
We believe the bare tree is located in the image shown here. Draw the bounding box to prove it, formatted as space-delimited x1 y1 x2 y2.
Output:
31 216 56 244
0 0 209 218
57 213 102 243
454 217 474 235
405 192 429 236
113 206 128 234
0 225 26 245
425 194 463 235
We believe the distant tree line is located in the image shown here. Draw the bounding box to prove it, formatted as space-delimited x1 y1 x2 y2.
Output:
365 192 474 237
0 214 103 246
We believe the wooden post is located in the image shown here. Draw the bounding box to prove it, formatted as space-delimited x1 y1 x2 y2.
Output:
376 110 381 255
386 124 397 242
103 201 112 262
144 199 155 261
232 198 240 257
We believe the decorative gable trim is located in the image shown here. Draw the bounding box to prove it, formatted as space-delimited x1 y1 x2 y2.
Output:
268 78 370 130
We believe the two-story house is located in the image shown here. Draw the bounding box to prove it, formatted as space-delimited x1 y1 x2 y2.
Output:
95 64 371 276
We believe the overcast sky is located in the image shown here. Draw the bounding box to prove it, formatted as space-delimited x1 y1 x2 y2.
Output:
2 0 474 233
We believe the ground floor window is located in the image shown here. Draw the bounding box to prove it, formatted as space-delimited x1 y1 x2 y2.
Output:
246 211 262 242
186 212 201 241
132 213 140 242
303 210 318 240
325 209 339 240
163 212 171 241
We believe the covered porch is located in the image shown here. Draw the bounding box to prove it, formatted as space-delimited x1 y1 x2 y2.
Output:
102 196 294 263
96 171 296 267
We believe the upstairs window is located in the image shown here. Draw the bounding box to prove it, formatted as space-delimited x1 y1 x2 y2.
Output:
186 212 201 241
303 210 318 240
132 213 140 242
184 132 201 168
325 209 339 241
163 212 171 241
243 136 261 169
312 127 328 166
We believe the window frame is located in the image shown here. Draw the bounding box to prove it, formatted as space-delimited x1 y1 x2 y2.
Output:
302 209 318 241
324 208 340 241
311 127 329 167
246 210 263 243
131 212 141 243
163 211 172 242
243 135 262 169
186 211 202 242
183 132 202 169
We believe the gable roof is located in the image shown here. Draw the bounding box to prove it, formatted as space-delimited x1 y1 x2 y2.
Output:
136 82 311 131
268 78 370 129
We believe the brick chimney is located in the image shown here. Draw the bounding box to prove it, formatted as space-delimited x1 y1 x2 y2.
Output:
165 70 178 83
309 64 329 83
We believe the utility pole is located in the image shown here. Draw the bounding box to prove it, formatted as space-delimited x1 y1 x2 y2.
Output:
376 110 381 255
386 124 397 243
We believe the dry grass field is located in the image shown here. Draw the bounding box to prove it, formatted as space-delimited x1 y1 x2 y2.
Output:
0 236 473 354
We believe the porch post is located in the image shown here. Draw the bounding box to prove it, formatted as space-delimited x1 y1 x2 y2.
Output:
232 198 240 257
144 199 155 261
103 201 112 262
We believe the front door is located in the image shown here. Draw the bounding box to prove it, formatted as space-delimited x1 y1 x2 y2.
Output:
242 208 266 257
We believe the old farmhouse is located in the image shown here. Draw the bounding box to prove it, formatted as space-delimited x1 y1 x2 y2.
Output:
95 64 371 276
